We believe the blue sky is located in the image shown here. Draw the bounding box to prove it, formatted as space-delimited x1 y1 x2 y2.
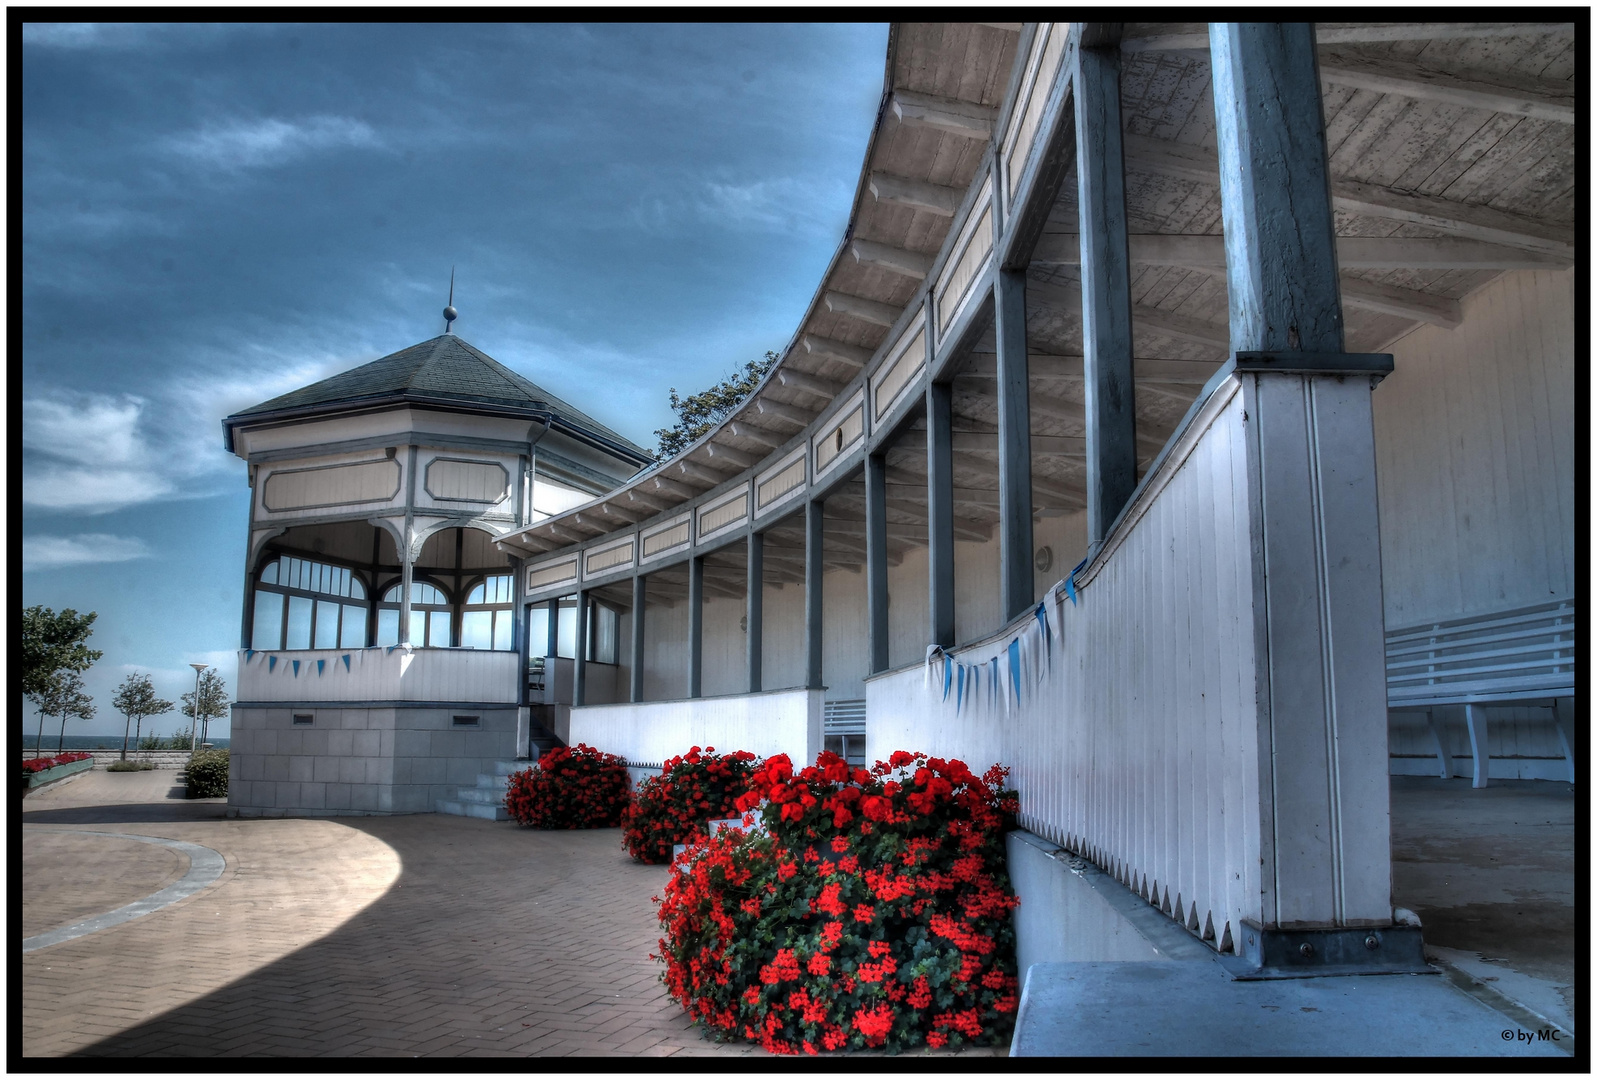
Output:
21 20 889 738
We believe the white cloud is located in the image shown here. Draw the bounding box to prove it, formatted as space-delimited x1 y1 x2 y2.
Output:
24 394 144 465
166 116 381 171
24 533 154 570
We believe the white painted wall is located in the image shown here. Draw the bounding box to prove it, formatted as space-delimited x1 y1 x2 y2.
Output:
570 688 823 766
1374 269 1574 627
236 647 519 704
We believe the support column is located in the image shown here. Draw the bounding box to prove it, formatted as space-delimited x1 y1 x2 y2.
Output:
1465 704 1490 789
926 382 955 648
630 574 647 703
1213 23 1393 932
746 533 764 692
687 556 704 699
400 446 418 644
994 268 1034 618
573 590 589 707
804 498 825 689
1075 30 1137 550
546 598 559 659
865 452 889 674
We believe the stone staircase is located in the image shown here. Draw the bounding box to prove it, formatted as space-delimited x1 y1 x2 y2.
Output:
436 759 529 821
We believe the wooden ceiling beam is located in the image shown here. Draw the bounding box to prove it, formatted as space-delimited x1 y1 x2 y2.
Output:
802 334 874 370
756 399 817 426
727 421 785 448
1317 46 1573 125
824 290 903 329
867 172 962 217
890 89 997 142
1339 277 1462 328
1033 232 1570 270
778 369 846 399
851 239 934 280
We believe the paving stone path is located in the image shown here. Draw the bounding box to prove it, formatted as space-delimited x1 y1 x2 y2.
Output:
22 770 1003 1059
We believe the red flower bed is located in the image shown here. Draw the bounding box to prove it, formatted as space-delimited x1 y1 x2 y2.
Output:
622 746 759 864
22 752 92 773
504 743 630 828
653 750 1021 1055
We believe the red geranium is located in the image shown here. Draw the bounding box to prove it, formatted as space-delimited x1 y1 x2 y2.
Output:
621 746 759 864
22 752 92 773
504 743 630 829
654 749 1021 1055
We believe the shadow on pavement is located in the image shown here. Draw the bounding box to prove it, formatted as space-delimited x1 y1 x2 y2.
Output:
22 801 229 825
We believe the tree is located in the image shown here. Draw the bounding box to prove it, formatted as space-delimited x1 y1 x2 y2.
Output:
653 351 778 461
180 667 230 747
112 673 175 762
22 606 102 699
32 671 95 755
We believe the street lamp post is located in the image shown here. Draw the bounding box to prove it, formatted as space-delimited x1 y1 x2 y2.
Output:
188 663 206 753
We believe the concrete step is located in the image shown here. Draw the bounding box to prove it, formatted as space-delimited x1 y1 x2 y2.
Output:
496 759 534 776
456 786 504 806
436 798 510 821
476 773 512 790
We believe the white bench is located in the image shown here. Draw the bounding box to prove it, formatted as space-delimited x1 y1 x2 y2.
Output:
1386 599 1575 787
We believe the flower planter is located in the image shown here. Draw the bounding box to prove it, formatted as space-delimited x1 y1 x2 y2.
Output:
22 756 95 790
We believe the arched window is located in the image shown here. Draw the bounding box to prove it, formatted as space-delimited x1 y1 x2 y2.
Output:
375 581 453 647
461 574 515 651
251 555 368 651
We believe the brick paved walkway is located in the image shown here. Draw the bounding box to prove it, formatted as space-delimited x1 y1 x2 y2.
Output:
22 771 1004 1060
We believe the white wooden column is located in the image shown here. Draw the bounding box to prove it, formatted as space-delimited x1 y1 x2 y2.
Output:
926 382 955 648
804 499 825 689
688 556 704 699
865 451 890 673
1213 22 1393 930
630 574 646 703
747 533 764 692
399 447 419 643
573 589 589 707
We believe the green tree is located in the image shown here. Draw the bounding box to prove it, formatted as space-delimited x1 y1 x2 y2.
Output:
33 671 95 755
22 606 102 699
180 667 230 747
653 351 778 461
112 673 175 762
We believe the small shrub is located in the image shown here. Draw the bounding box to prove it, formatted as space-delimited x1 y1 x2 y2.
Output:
623 746 760 864
654 750 1021 1056
504 743 630 828
185 748 229 798
106 760 156 772
139 734 191 751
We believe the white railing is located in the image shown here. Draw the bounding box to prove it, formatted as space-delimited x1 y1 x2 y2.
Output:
869 379 1265 953
570 688 823 767
236 646 520 704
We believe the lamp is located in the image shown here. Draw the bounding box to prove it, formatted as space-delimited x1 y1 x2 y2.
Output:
188 663 206 753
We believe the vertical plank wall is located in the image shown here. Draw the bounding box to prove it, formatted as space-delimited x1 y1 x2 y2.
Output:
1374 269 1575 772
869 382 1262 950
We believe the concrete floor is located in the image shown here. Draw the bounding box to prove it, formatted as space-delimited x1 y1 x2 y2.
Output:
1389 776 1577 1034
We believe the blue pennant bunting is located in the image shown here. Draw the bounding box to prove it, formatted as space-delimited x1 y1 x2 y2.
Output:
267 656 276 673
317 659 326 677
244 648 255 662
956 664 965 713
942 655 952 702
291 659 300 678
342 654 352 672
1009 639 1022 702
1065 556 1089 606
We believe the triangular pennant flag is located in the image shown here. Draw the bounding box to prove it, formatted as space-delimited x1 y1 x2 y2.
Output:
244 648 255 662
1009 639 1022 703
291 659 300 677
1065 556 1088 606
317 659 326 676
942 654 952 702
956 665 965 713
267 656 277 673
342 654 352 672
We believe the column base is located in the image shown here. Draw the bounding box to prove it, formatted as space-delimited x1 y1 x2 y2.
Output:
1221 918 1429 980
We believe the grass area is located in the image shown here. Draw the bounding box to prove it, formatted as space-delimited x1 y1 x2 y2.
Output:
105 761 158 772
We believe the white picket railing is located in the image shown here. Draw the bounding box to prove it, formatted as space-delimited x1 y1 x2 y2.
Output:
868 379 1263 953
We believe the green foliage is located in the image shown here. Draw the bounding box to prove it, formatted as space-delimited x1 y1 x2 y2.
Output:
185 748 229 798
22 606 102 699
107 760 156 772
139 733 192 751
180 667 230 744
31 672 96 756
113 672 175 760
654 351 778 461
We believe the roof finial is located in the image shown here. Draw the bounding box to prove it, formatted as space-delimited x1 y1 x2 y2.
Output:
443 266 458 333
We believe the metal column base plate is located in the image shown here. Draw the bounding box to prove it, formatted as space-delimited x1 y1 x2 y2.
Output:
1220 920 1432 980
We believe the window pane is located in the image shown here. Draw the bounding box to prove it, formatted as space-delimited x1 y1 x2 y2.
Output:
409 609 426 646
383 582 402 602
597 605 618 665
340 604 367 648
461 610 493 649
430 610 452 648
493 610 513 652
376 609 399 646
261 560 278 585
525 610 548 658
251 590 284 650
351 577 366 600
556 601 577 659
286 596 313 650
314 599 340 648
467 582 486 604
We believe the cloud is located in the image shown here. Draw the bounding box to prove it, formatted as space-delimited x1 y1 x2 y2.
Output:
165 116 382 171
22 23 275 52
24 533 154 570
